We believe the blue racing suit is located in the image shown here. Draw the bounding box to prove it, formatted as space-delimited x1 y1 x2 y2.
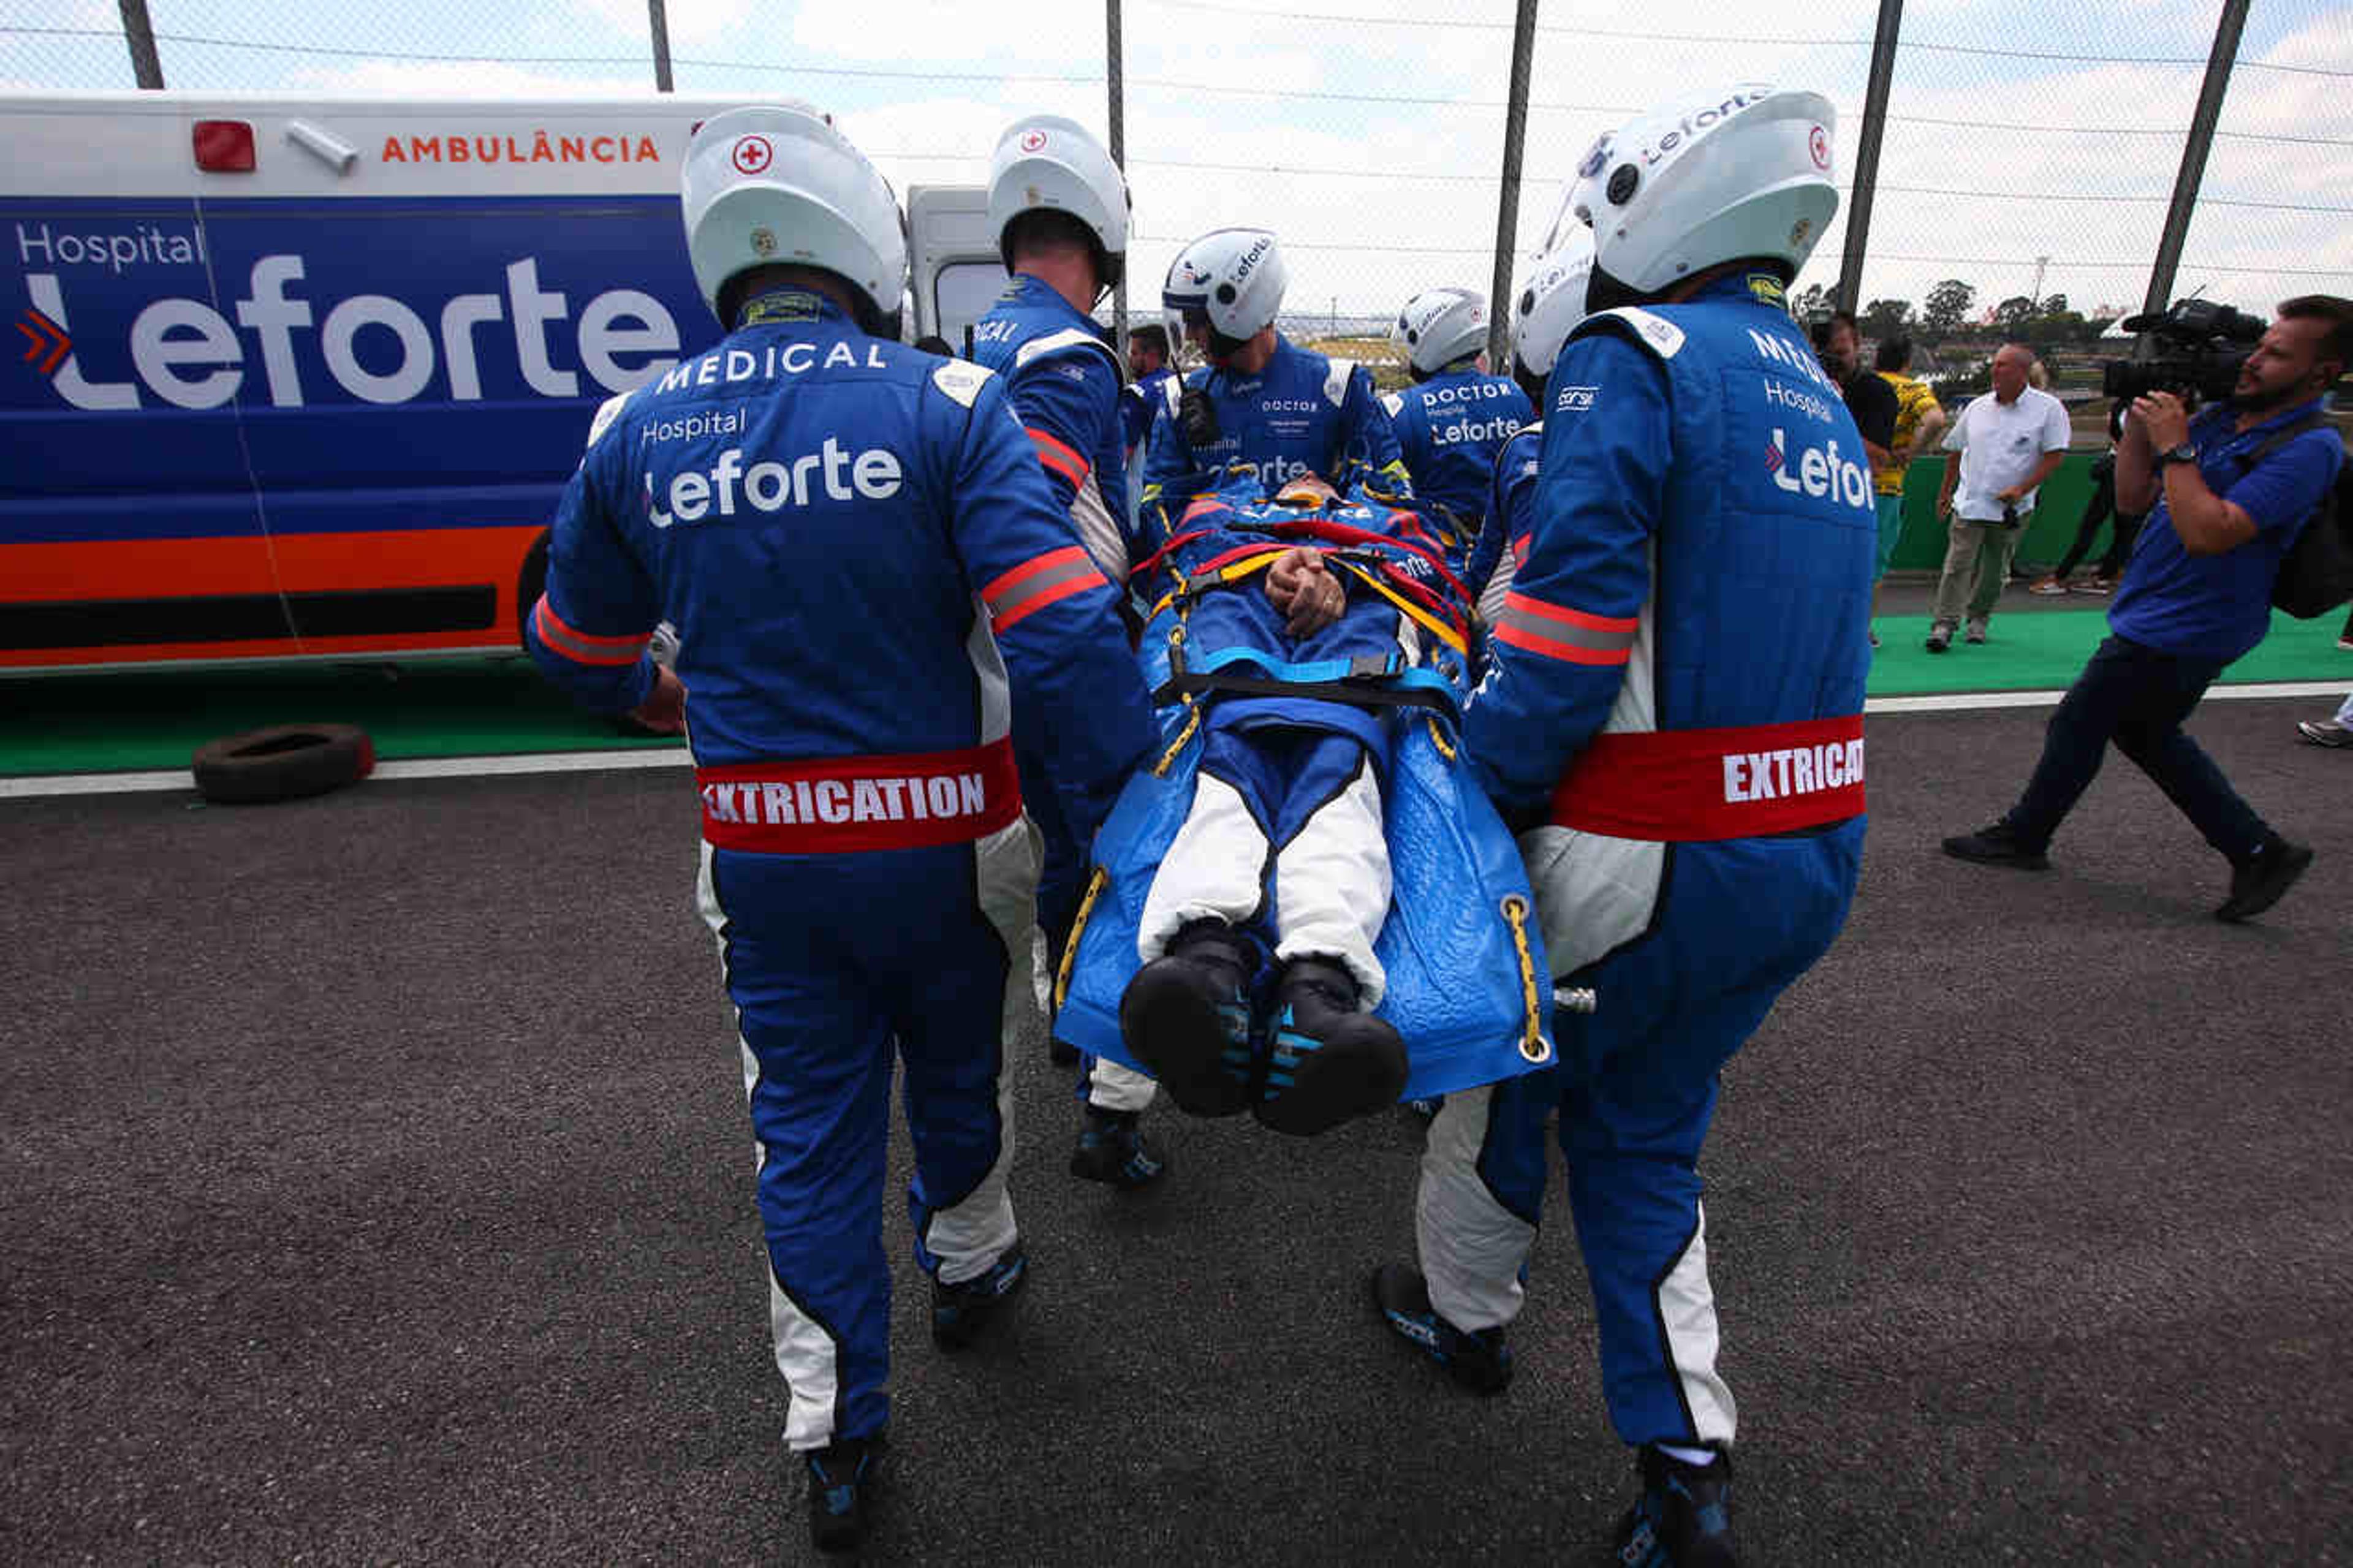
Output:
1415 271 1872 1450
1382 368 1534 572
1139 334 1409 520
1132 477 1469 1003
1123 363 1175 466
528 286 1154 1453
1467 420 1542 645
971 273 1161 1112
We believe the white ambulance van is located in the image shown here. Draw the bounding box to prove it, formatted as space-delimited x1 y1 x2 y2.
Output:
1 91 751 674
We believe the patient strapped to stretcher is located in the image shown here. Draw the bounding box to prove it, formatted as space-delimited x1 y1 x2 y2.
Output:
1052 472 1555 1134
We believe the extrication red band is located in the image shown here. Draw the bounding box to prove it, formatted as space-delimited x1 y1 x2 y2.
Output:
1550 714 1866 841
696 737 1021 853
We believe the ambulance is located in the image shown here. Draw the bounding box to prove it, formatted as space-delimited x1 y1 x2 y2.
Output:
1 91 748 674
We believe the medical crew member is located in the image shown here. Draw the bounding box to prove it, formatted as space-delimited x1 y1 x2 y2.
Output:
526 107 1154 1555
1140 227 1411 517
968 114 1169 1191
1371 86 1869 1568
1382 288 1534 572
1466 238 1596 635
1123 322 1175 466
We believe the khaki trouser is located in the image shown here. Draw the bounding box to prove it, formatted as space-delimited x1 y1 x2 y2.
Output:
1931 513 2029 627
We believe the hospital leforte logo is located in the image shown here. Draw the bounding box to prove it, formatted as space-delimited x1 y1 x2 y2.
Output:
14 224 686 412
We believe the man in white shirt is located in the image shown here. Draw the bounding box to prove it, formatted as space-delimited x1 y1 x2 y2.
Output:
1927 343 2071 651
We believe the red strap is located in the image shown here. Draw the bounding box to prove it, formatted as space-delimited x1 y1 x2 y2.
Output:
696 738 1021 854
1550 715 1865 841
1260 515 1470 605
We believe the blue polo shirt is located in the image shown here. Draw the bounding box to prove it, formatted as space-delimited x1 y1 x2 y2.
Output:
2109 396 2343 662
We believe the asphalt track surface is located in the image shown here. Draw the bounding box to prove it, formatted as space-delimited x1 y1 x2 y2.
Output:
4 697 2349 1565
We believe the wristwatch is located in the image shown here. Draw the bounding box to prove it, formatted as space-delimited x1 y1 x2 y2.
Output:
2158 442 2200 466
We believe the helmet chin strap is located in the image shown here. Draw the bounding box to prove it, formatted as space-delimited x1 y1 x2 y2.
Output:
1207 327 1252 363
1583 265 1650 313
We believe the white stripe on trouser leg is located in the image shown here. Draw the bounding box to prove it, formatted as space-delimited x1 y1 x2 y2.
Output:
920 819 1029 1286
697 844 841 1451
1271 758 1389 1006
1086 1056 1158 1113
1137 771 1270 963
1416 1086 1535 1333
1659 1201 1737 1445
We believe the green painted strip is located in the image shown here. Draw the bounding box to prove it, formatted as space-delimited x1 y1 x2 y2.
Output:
1865 604 2352 695
4 611 2347 779
0 656 679 777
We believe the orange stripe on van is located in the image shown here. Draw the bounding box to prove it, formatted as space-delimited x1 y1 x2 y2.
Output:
0 525 547 672
2 537 279 601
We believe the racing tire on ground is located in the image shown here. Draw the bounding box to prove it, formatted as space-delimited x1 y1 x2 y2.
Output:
191 724 376 805
516 531 552 651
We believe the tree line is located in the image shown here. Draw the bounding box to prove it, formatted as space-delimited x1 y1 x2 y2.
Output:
1789 280 2119 349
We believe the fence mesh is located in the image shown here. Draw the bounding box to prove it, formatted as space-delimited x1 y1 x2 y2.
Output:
2174 0 2353 311
4 0 2351 387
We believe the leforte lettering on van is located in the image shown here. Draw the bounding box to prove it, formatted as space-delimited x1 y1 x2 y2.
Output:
22 254 681 412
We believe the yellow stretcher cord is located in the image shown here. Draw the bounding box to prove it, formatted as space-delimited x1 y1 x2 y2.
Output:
1052 866 1109 1014
1501 895 1552 1064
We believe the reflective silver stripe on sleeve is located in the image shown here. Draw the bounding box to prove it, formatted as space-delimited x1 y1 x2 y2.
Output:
1493 600 1638 656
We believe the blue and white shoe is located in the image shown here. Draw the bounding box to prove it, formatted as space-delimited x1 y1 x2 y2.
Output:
803 1433 883 1555
1069 1107 1167 1190
1370 1262 1512 1394
1255 959 1408 1137
1615 1445 1737 1567
930 1244 1028 1350
1120 920 1256 1117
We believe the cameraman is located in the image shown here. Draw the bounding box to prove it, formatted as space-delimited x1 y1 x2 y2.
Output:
1941 295 2349 922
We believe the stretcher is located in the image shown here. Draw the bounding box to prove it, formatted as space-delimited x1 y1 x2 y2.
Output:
1050 482 1559 1100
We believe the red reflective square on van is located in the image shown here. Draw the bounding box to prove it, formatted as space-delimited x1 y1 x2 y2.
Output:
192 119 256 172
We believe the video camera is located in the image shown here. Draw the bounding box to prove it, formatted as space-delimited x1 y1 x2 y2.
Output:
2101 298 2266 404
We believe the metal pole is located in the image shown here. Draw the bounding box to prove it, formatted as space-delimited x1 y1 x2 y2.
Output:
1486 0 1540 371
1107 0 1129 359
1836 0 1903 316
648 0 675 92
118 0 163 89
2146 0 2249 314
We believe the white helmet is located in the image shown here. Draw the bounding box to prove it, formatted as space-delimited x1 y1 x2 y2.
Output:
1511 229 1596 381
1391 287 1489 377
1554 84 1838 304
681 105 906 328
1162 228 1287 349
988 114 1129 290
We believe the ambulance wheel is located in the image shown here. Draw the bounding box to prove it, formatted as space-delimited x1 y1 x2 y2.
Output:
517 531 551 650
191 724 376 806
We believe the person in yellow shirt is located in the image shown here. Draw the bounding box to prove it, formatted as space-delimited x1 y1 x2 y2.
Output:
1873 337 1946 635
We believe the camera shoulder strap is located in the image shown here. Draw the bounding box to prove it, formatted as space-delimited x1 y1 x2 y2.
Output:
2236 412 2330 468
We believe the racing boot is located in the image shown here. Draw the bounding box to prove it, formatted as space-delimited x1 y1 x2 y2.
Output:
803 1433 884 1555
1369 1262 1512 1394
1615 1444 1738 1568
930 1244 1028 1350
1119 920 1256 1118
1068 1105 1167 1190
1254 958 1408 1137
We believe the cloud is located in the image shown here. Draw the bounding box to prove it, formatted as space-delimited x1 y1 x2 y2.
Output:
282 59 668 99
572 0 757 50
9 0 2345 320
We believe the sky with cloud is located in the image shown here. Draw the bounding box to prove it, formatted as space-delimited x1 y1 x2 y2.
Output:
6 0 2349 326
